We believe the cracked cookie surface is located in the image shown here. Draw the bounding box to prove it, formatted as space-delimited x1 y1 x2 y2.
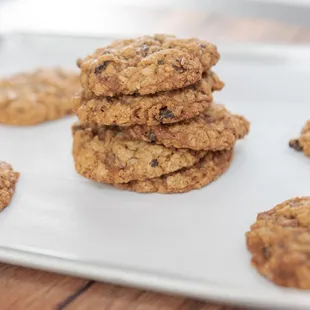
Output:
72 123 205 184
78 34 219 96
0 161 19 210
73 72 223 126
246 197 310 289
289 121 310 157
126 104 249 151
0 68 79 126
115 149 233 194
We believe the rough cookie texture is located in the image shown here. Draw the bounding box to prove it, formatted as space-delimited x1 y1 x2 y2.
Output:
72 123 205 184
246 197 310 289
77 34 219 96
0 162 19 210
115 149 233 194
0 68 79 126
289 120 310 157
73 72 223 126
126 104 249 151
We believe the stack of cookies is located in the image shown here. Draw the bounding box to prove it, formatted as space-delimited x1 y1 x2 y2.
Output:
72 34 249 194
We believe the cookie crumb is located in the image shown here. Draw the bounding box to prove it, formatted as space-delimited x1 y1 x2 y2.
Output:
289 139 303 151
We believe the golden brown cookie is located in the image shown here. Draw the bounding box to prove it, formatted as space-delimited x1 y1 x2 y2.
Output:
0 68 79 126
115 149 233 194
0 161 19 211
72 123 205 184
246 197 310 289
73 72 223 127
289 120 310 157
126 104 249 151
77 34 219 96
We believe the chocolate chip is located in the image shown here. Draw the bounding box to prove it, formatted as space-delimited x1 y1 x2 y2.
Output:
95 61 110 74
157 59 164 65
150 159 158 167
159 107 174 120
106 96 113 103
289 139 303 152
146 131 157 143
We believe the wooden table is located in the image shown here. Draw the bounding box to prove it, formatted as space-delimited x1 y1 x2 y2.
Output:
2 9 310 310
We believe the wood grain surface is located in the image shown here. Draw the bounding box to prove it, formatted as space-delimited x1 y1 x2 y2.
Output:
1 8 310 310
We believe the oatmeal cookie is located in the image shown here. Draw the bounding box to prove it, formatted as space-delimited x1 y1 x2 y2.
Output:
115 149 233 194
72 123 205 184
0 162 19 210
73 72 223 126
246 197 310 289
289 120 310 157
126 104 249 151
77 34 219 96
0 68 79 126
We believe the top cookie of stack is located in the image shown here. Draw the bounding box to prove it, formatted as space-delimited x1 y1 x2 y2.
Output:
77 34 219 97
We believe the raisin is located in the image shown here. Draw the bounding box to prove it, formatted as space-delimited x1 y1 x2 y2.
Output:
289 139 303 152
172 65 185 73
157 59 164 65
172 58 186 73
159 107 174 120
146 132 157 143
76 58 82 68
138 44 149 57
200 44 207 48
262 246 271 259
150 159 158 167
95 61 110 74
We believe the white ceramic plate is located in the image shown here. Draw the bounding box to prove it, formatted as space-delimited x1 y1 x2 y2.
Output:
0 34 310 309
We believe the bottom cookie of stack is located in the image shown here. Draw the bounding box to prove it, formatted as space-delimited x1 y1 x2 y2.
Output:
72 123 234 194
115 149 233 194
72 123 205 184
